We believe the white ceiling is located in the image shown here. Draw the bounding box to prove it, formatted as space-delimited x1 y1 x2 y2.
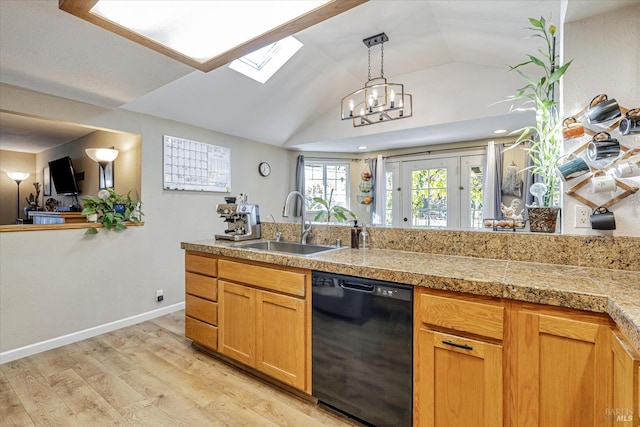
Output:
0 0 637 154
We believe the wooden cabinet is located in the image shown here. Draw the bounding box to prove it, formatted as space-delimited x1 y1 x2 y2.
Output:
608 329 639 426
511 304 613 427
217 259 311 393
218 280 255 366
414 290 505 427
184 252 218 351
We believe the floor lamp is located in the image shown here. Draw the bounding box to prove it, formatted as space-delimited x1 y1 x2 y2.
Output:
7 171 30 221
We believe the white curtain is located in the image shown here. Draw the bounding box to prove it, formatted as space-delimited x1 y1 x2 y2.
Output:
482 141 503 219
372 155 385 225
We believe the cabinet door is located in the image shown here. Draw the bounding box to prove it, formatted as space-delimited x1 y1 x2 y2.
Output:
609 329 638 427
415 329 503 427
255 290 306 391
218 281 255 367
515 311 610 427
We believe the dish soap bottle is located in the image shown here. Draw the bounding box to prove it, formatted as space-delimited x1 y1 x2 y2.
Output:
358 224 369 250
351 220 361 248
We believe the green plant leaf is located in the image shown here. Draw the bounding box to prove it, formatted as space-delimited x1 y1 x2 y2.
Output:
528 17 543 28
85 227 99 235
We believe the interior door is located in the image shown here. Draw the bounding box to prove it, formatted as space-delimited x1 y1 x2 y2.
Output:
401 158 459 228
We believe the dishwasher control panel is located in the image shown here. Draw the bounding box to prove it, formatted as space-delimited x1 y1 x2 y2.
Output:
375 285 412 301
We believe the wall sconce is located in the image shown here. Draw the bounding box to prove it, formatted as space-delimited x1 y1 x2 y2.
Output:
6 171 30 220
85 148 118 190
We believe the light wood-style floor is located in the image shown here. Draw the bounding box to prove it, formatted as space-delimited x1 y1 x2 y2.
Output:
1 310 357 426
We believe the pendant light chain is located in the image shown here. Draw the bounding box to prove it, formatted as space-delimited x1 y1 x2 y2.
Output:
367 46 372 82
380 42 384 79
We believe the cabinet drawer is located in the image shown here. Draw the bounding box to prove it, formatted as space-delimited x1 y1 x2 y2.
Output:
185 272 218 301
185 316 218 350
218 259 306 297
185 253 217 277
185 294 218 325
418 293 504 340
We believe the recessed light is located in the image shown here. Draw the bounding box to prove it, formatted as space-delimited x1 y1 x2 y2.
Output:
493 129 508 134
358 146 368 150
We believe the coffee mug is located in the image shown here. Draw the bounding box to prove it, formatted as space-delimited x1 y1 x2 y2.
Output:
562 117 584 140
587 132 620 161
556 154 590 181
614 156 640 178
618 109 640 136
587 94 621 124
591 174 617 193
590 206 616 230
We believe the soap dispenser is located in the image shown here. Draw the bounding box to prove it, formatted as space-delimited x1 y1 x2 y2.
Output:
351 220 361 248
358 224 369 250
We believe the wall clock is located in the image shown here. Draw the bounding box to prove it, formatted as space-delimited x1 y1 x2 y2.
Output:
258 162 271 177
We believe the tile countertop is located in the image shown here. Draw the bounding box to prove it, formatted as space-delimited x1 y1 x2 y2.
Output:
181 239 640 353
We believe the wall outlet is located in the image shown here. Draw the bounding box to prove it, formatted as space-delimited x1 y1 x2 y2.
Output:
575 206 591 228
156 289 164 302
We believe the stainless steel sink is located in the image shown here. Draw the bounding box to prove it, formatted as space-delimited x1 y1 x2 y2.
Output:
231 240 344 256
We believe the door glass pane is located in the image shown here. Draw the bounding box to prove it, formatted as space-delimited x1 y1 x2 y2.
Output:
385 171 394 225
411 168 448 227
469 165 484 228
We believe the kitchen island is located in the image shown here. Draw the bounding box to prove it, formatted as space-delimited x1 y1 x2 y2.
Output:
182 236 640 426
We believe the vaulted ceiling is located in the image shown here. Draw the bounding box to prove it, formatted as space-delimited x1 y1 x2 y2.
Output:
1 0 636 153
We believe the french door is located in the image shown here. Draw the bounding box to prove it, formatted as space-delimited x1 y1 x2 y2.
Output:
385 153 485 229
401 157 459 228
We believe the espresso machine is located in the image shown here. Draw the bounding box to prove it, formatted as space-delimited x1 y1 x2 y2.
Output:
214 194 261 241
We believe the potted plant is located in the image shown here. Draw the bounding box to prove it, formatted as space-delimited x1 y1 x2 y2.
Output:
507 17 572 232
81 188 142 234
310 188 357 223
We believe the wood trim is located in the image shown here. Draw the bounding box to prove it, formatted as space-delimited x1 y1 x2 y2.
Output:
417 293 504 341
0 221 144 233
59 0 368 72
185 272 218 302
218 259 306 297
185 253 218 277
185 294 218 325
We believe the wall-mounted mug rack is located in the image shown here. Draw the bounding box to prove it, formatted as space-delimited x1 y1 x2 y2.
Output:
561 95 639 210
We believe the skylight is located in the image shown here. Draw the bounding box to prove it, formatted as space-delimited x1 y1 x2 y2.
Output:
228 37 303 84
58 0 368 72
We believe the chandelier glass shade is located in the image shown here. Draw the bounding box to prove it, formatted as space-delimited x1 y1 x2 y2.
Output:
341 33 412 127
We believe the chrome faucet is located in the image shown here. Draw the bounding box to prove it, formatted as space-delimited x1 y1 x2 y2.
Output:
283 191 312 244
268 213 282 242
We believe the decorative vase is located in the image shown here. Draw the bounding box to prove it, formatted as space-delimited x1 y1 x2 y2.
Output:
527 207 560 233
114 203 126 215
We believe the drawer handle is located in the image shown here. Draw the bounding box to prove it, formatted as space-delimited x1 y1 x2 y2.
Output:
442 340 473 351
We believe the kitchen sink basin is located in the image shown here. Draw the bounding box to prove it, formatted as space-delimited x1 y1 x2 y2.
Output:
231 240 345 256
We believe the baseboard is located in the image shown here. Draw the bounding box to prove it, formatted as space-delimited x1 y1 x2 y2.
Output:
0 302 185 364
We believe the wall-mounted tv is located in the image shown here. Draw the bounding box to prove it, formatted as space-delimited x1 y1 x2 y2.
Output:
48 156 80 195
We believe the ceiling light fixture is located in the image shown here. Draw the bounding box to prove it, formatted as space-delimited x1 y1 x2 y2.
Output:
493 129 508 134
341 32 412 127
59 0 368 72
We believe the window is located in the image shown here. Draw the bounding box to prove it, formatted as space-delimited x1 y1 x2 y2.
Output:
229 36 303 84
304 161 350 211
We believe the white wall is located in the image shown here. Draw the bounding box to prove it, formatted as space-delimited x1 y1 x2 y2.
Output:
562 4 640 236
0 84 293 356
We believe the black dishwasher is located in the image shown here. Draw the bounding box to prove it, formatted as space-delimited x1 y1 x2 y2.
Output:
312 271 413 427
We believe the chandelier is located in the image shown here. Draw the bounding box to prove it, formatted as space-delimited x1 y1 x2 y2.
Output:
341 33 412 127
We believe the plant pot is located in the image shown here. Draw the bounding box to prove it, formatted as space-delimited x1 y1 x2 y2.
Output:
114 203 126 215
527 207 560 233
